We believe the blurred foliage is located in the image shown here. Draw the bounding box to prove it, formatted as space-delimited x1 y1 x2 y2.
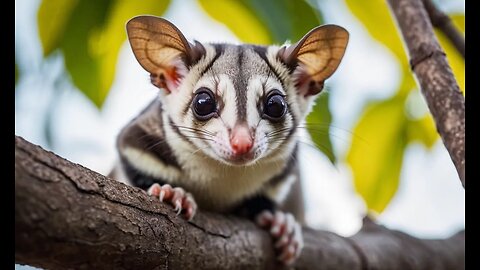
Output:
345 0 464 213
237 0 321 43
406 115 438 148
306 92 335 163
197 0 272 44
30 0 465 214
38 0 170 107
198 0 322 44
347 94 408 212
451 14 465 30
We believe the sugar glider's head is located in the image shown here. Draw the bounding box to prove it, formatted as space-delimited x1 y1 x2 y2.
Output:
126 16 348 166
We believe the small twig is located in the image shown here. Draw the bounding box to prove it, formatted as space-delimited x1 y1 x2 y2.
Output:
423 0 465 58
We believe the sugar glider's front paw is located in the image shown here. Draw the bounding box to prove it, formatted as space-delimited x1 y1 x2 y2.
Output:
147 183 197 221
255 210 304 265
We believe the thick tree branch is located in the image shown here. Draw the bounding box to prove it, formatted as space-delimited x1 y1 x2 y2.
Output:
15 136 465 269
423 0 465 58
387 0 465 187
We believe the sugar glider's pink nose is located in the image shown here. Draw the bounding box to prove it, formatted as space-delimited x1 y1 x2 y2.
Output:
230 124 253 155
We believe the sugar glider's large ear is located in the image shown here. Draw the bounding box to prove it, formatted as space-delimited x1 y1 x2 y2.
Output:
279 25 349 97
126 16 205 93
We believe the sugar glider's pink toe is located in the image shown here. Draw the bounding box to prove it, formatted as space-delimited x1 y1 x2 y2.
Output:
147 184 197 221
255 210 303 265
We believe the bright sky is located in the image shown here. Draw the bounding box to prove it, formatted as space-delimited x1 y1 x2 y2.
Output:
15 0 464 243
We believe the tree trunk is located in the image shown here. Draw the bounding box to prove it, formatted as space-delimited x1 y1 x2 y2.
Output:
15 136 464 269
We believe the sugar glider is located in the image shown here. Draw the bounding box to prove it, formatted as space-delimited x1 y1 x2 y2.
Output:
110 15 348 265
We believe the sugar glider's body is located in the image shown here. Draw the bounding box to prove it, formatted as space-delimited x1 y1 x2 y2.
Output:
112 16 348 265
115 43 305 219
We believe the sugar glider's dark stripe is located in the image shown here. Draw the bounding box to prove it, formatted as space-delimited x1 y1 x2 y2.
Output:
233 46 248 122
120 156 169 190
121 125 181 170
251 45 286 89
251 45 296 75
118 101 181 170
199 43 224 77
231 194 276 220
267 143 298 187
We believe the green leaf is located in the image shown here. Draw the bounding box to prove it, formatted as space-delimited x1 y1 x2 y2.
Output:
306 92 335 163
38 0 79 56
242 0 322 43
406 115 438 149
86 0 171 107
38 0 171 107
451 13 465 31
346 95 408 213
198 0 322 44
197 0 272 44
56 0 112 107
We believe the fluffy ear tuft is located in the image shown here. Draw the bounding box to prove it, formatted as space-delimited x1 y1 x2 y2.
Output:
126 16 205 93
279 25 349 97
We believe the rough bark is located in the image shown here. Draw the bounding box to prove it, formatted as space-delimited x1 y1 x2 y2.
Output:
15 136 465 269
423 0 465 58
387 0 465 187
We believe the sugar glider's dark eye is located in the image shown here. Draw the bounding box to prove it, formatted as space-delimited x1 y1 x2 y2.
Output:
192 87 217 120
263 90 287 121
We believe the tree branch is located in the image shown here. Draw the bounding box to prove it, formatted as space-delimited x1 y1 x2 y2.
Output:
15 136 465 269
387 0 465 187
423 0 465 58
